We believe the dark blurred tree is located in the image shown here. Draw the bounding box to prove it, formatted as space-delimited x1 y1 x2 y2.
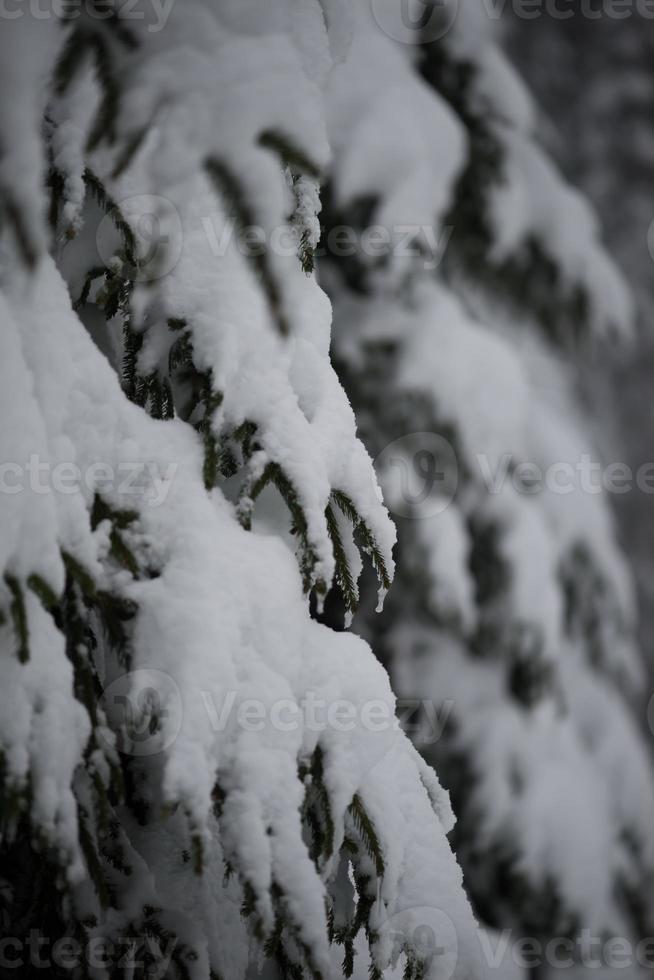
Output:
505 1 654 669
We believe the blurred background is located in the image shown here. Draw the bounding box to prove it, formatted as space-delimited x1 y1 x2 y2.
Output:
504 7 654 672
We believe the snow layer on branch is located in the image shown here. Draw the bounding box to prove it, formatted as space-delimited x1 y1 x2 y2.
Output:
0 251 482 977
0 592 89 879
445 7 632 338
110 1 330 186
44 0 396 598
334 276 638 677
0 290 63 584
0 19 61 264
375 302 647 917
476 50 629 335
480 484 563 661
320 0 651 953
391 628 649 937
0 282 87 875
111 162 395 594
0 5 480 970
419 502 477 634
326 3 465 260
529 380 636 617
332 257 650 928
487 130 633 339
333 281 528 476
48 64 100 237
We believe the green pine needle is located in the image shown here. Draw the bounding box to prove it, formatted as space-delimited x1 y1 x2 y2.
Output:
325 503 359 618
348 794 385 877
205 157 291 337
259 130 321 179
331 490 391 594
27 574 60 613
4 574 29 663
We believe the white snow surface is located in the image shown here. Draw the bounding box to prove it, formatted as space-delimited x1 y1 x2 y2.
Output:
0 6 490 979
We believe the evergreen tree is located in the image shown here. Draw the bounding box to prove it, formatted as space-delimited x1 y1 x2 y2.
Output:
504 0 654 709
0 6 487 980
320 1 654 975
